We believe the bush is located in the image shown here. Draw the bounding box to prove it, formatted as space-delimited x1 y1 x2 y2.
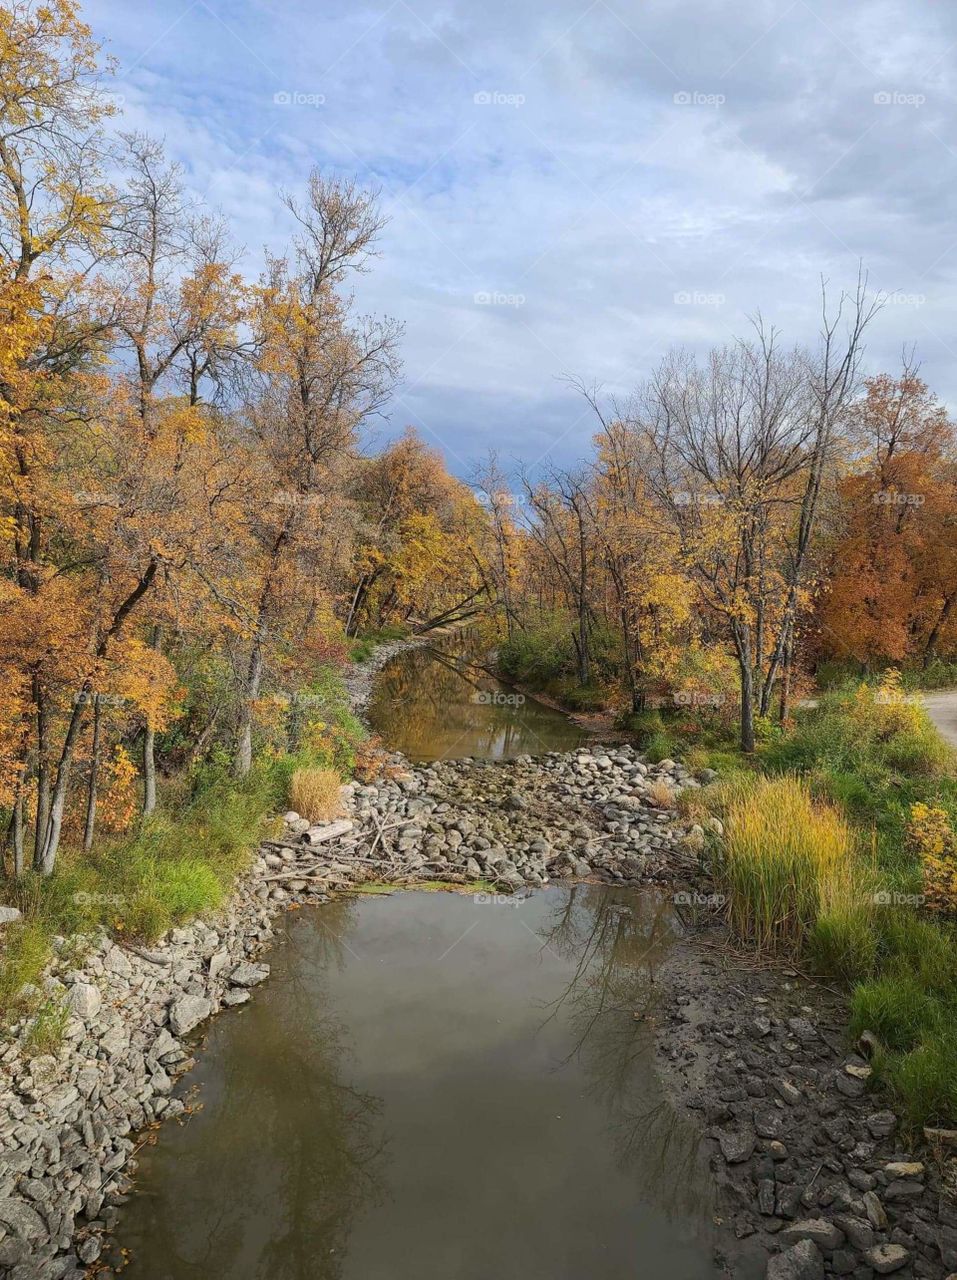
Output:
289 767 343 822
908 802 957 913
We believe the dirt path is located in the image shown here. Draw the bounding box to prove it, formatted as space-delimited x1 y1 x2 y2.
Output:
921 688 957 748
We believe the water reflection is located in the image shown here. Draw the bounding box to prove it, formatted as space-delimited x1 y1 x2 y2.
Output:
117 888 724 1280
365 629 586 760
536 887 712 1222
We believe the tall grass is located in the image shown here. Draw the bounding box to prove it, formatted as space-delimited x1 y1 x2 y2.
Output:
717 776 858 954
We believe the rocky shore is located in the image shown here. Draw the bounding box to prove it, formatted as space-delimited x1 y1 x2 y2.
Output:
655 936 957 1280
0 643 952 1279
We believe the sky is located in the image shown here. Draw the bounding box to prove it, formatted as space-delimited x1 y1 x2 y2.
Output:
86 0 957 476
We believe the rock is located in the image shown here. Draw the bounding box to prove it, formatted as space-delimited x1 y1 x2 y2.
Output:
77 1235 101 1264
833 1215 875 1251
0 1198 46 1240
223 989 250 1007
780 1219 845 1251
0 905 22 925
774 1079 802 1105
866 1110 897 1138
924 1126 957 1147
168 995 211 1037
863 1190 888 1229
863 1243 910 1274
884 1161 923 1179
717 1127 756 1163
228 962 269 988
65 982 100 1020
766 1239 824 1280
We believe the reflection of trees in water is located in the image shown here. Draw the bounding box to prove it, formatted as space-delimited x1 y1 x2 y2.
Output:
130 900 387 1280
366 630 582 759
537 885 713 1224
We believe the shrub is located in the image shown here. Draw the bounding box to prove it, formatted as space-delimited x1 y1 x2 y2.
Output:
289 767 343 822
908 802 957 913
646 777 676 809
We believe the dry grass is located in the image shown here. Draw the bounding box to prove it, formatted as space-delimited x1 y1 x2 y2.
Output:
289 767 343 823
646 777 676 809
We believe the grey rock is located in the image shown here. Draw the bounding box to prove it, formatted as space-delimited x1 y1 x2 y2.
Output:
863 1243 910 1274
168 995 211 1037
717 1127 756 1163
0 1198 46 1239
64 983 100 1020
780 1218 845 1251
866 1110 897 1138
766 1239 824 1280
0 905 23 925
228 962 269 988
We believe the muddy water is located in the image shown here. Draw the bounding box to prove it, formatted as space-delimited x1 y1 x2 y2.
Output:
365 629 586 760
116 886 722 1279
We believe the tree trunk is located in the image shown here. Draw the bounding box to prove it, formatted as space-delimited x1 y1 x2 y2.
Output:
142 723 157 817
83 696 103 852
234 637 265 778
735 626 756 753
32 682 51 872
142 626 163 816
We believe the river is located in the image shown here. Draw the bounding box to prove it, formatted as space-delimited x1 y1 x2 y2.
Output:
110 636 729 1279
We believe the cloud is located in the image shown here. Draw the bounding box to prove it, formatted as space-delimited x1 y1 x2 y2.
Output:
87 0 957 472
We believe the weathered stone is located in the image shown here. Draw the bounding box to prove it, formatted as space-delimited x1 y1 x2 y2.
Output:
866 1110 897 1138
228 962 269 988
717 1127 756 1163
863 1243 910 1274
64 983 100 1020
0 905 22 925
766 1239 824 1280
0 1198 46 1239
779 1218 845 1251
168 995 211 1037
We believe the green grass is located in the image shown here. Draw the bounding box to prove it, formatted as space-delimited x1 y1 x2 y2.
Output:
350 624 409 663
0 764 279 1023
